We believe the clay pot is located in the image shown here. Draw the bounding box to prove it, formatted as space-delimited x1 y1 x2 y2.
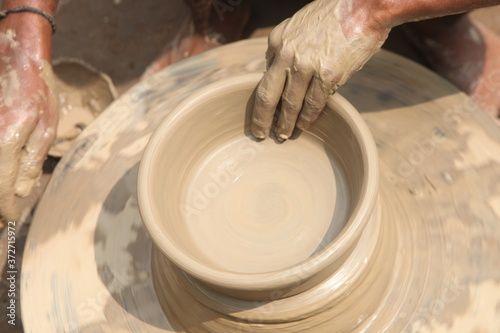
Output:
50 58 117 157
138 72 379 301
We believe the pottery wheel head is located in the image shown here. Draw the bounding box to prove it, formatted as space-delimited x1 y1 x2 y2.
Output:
138 73 379 295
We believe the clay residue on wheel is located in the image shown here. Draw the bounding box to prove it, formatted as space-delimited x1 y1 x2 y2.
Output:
20 39 500 333
50 58 117 157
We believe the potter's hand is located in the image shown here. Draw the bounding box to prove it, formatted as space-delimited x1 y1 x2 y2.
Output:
0 7 57 221
251 0 390 140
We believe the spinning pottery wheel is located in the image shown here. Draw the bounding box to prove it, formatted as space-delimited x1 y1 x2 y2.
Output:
21 38 500 332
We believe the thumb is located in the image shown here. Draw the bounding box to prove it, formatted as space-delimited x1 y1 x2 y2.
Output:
15 122 55 197
0 142 22 221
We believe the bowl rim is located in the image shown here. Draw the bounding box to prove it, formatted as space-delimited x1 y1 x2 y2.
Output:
138 73 379 291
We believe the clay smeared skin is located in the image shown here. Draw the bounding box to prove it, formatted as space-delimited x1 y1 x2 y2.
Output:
251 0 390 140
251 0 500 140
0 1 58 221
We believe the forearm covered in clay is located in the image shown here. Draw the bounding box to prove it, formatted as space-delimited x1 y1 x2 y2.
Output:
375 0 500 28
0 0 59 221
251 0 391 140
250 0 500 140
1 0 58 60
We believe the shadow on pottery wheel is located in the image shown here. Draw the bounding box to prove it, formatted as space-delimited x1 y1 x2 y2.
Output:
138 73 382 331
50 58 117 157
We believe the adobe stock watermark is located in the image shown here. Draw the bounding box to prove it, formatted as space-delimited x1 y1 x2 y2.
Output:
183 140 265 219
213 0 245 21
5 220 17 326
235 234 333 332
384 97 480 186
59 269 140 332
385 86 486 186
384 129 446 186
411 274 465 329
384 67 500 186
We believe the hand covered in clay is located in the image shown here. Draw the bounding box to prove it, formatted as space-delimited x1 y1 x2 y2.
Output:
251 0 391 140
0 27 57 221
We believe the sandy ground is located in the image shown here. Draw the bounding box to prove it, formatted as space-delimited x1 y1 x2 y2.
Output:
1 1 500 332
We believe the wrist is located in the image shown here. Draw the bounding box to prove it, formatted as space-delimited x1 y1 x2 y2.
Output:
367 0 500 28
1 0 57 60
0 14 53 61
2 0 57 16
339 0 392 41
370 0 436 27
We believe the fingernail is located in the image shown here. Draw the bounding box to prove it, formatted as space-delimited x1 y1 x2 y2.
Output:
278 134 289 141
15 177 38 197
296 119 307 130
15 180 33 197
253 129 266 139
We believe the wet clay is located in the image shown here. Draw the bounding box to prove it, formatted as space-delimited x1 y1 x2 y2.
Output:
139 74 378 304
20 39 500 333
140 77 400 331
250 0 391 139
50 58 117 157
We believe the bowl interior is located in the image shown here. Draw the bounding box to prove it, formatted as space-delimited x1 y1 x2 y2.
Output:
140 74 369 279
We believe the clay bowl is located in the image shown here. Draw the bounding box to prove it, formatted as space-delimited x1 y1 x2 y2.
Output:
138 73 378 300
50 58 117 157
